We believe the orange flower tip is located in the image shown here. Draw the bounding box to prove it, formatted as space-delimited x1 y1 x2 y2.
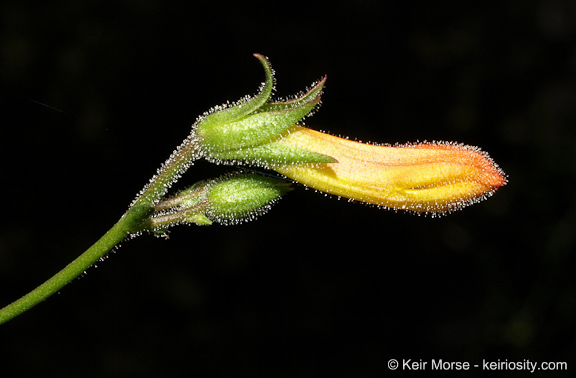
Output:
416 140 508 188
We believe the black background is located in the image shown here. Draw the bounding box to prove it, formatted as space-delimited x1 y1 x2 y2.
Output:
1 0 575 377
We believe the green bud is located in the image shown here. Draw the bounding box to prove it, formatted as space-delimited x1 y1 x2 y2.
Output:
193 55 334 166
205 173 292 224
149 173 291 228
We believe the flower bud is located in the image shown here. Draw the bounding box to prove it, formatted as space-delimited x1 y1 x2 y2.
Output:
150 173 292 227
205 173 292 224
272 126 507 214
192 54 334 166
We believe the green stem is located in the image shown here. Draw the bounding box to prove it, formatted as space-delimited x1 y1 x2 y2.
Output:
132 136 201 207
0 205 152 325
0 132 200 325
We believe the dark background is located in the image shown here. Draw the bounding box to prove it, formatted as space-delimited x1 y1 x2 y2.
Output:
1 0 575 377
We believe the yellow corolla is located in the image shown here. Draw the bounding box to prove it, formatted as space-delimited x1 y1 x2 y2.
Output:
273 126 507 213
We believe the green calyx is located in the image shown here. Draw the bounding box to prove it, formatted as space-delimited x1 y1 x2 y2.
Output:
193 54 334 166
149 173 291 227
195 54 274 140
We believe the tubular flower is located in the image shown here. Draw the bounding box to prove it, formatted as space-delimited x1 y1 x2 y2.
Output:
272 126 507 213
189 53 506 214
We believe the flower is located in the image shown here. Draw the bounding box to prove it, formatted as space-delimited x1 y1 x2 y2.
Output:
189 53 506 214
272 126 507 213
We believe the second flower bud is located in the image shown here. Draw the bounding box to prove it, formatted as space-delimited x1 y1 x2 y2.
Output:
149 173 292 229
